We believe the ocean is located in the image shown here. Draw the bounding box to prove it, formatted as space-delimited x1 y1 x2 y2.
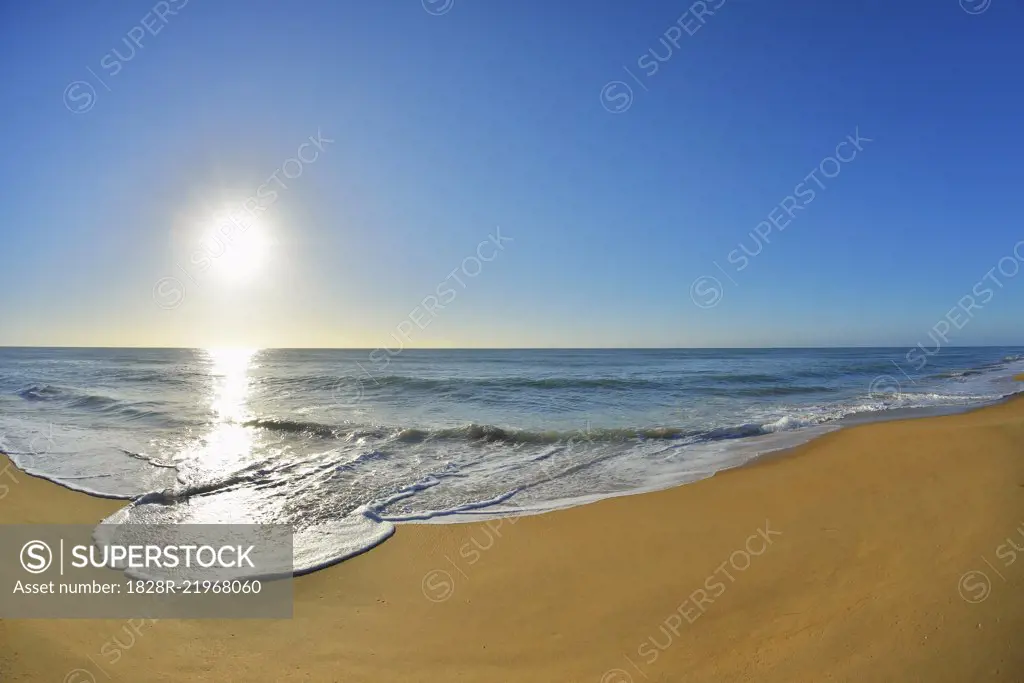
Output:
1 347 1022 573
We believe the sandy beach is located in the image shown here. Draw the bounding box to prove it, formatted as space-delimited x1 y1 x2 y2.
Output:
2 398 1023 682
6 0 1023 678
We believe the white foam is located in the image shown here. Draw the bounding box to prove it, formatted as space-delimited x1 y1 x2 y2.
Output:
99 499 395 577
375 489 521 522
291 510 396 576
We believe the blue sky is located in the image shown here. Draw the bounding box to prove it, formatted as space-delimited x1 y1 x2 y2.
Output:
1 0 1022 348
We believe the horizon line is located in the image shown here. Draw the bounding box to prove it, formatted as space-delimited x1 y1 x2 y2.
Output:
1 344 1022 351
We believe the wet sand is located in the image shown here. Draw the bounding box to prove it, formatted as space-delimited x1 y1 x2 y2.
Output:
2 398 1023 682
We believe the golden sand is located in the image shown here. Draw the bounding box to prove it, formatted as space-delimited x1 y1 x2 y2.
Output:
2 399 1023 682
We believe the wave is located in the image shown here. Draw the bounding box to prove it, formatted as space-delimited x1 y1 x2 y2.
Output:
241 388 1024 452
241 418 340 438
928 369 984 379
263 374 838 393
244 353 1024 400
17 384 177 423
68 395 164 419
272 375 663 391
375 488 521 522
120 449 178 469
241 418 396 443
925 353 1024 381
105 368 201 385
135 471 256 505
704 385 835 397
17 384 64 401
242 417 826 447
336 449 388 471
421 416 855 445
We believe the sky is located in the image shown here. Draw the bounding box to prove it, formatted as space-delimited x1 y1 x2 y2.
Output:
1 0 1023 349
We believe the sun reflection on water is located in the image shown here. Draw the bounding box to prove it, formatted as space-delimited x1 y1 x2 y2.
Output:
195 348 258 473
209 347 257 423
151 348 271 524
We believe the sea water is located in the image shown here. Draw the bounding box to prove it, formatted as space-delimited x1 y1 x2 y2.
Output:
1 347 1021 574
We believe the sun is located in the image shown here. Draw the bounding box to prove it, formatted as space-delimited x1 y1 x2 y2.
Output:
214 225 271 283
195 207 274 284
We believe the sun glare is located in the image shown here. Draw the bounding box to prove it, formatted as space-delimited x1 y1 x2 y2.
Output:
196 208 274 284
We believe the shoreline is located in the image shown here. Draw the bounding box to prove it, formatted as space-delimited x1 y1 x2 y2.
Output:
6 385 1024 530
3 397 1024 681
